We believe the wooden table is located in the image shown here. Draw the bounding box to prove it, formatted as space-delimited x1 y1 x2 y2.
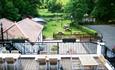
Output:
0 53 21 59
35 55 47 61
79 55 98 70
35 55 61 60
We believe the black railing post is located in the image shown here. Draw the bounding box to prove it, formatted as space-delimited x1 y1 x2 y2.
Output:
0 23 4 47
104 46 108 58
57 42 59 54
24 43 25 54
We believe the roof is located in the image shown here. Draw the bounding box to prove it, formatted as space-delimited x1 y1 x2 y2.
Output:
17 18 43 42
0 18 26 39
0 18 15 32
6 23 25 39
0 18 43 42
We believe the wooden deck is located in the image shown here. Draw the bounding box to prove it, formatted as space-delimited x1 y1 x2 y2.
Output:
21 59 37 70
0 55 109 70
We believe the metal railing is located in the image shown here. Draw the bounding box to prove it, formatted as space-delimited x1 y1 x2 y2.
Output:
4 42 97 55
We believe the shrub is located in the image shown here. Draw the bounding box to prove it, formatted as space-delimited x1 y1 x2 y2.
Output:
57 32 64 35
47 0 63 12
77 25 97 36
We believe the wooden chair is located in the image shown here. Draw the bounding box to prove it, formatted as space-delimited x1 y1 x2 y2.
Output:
49 58 57 65
36 58 47 70
49 58 58 70
0 58 4 70
37 58 46 65
5 57 15 70
0 58 3 64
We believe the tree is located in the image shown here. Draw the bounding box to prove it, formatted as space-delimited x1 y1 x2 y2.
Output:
13 0 39 18
86 0 95 14
28 0 42 7
12 0 26 17
107 0 115 20
0 0 20 21
47 0 63 12
91 0 115 21
0 1 2 18
0 0 41 20
64 0 88 24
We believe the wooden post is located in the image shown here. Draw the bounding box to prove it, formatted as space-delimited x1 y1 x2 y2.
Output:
97 41 105 55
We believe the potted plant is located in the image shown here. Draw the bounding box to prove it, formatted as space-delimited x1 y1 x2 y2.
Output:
51 45 58 51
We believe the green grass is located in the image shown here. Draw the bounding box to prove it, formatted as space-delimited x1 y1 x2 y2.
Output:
39 9 54 17
39 9 95 38
43 18 71 38
70 26 87 34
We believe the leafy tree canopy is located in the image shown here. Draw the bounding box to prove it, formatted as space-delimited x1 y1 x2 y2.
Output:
64 0 88 24
0 0 41 21
91 0 115 21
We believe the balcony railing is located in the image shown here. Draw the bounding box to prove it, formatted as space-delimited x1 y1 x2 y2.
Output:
1 42 97 55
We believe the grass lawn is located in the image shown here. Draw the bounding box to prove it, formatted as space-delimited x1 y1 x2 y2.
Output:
39 9 89 38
